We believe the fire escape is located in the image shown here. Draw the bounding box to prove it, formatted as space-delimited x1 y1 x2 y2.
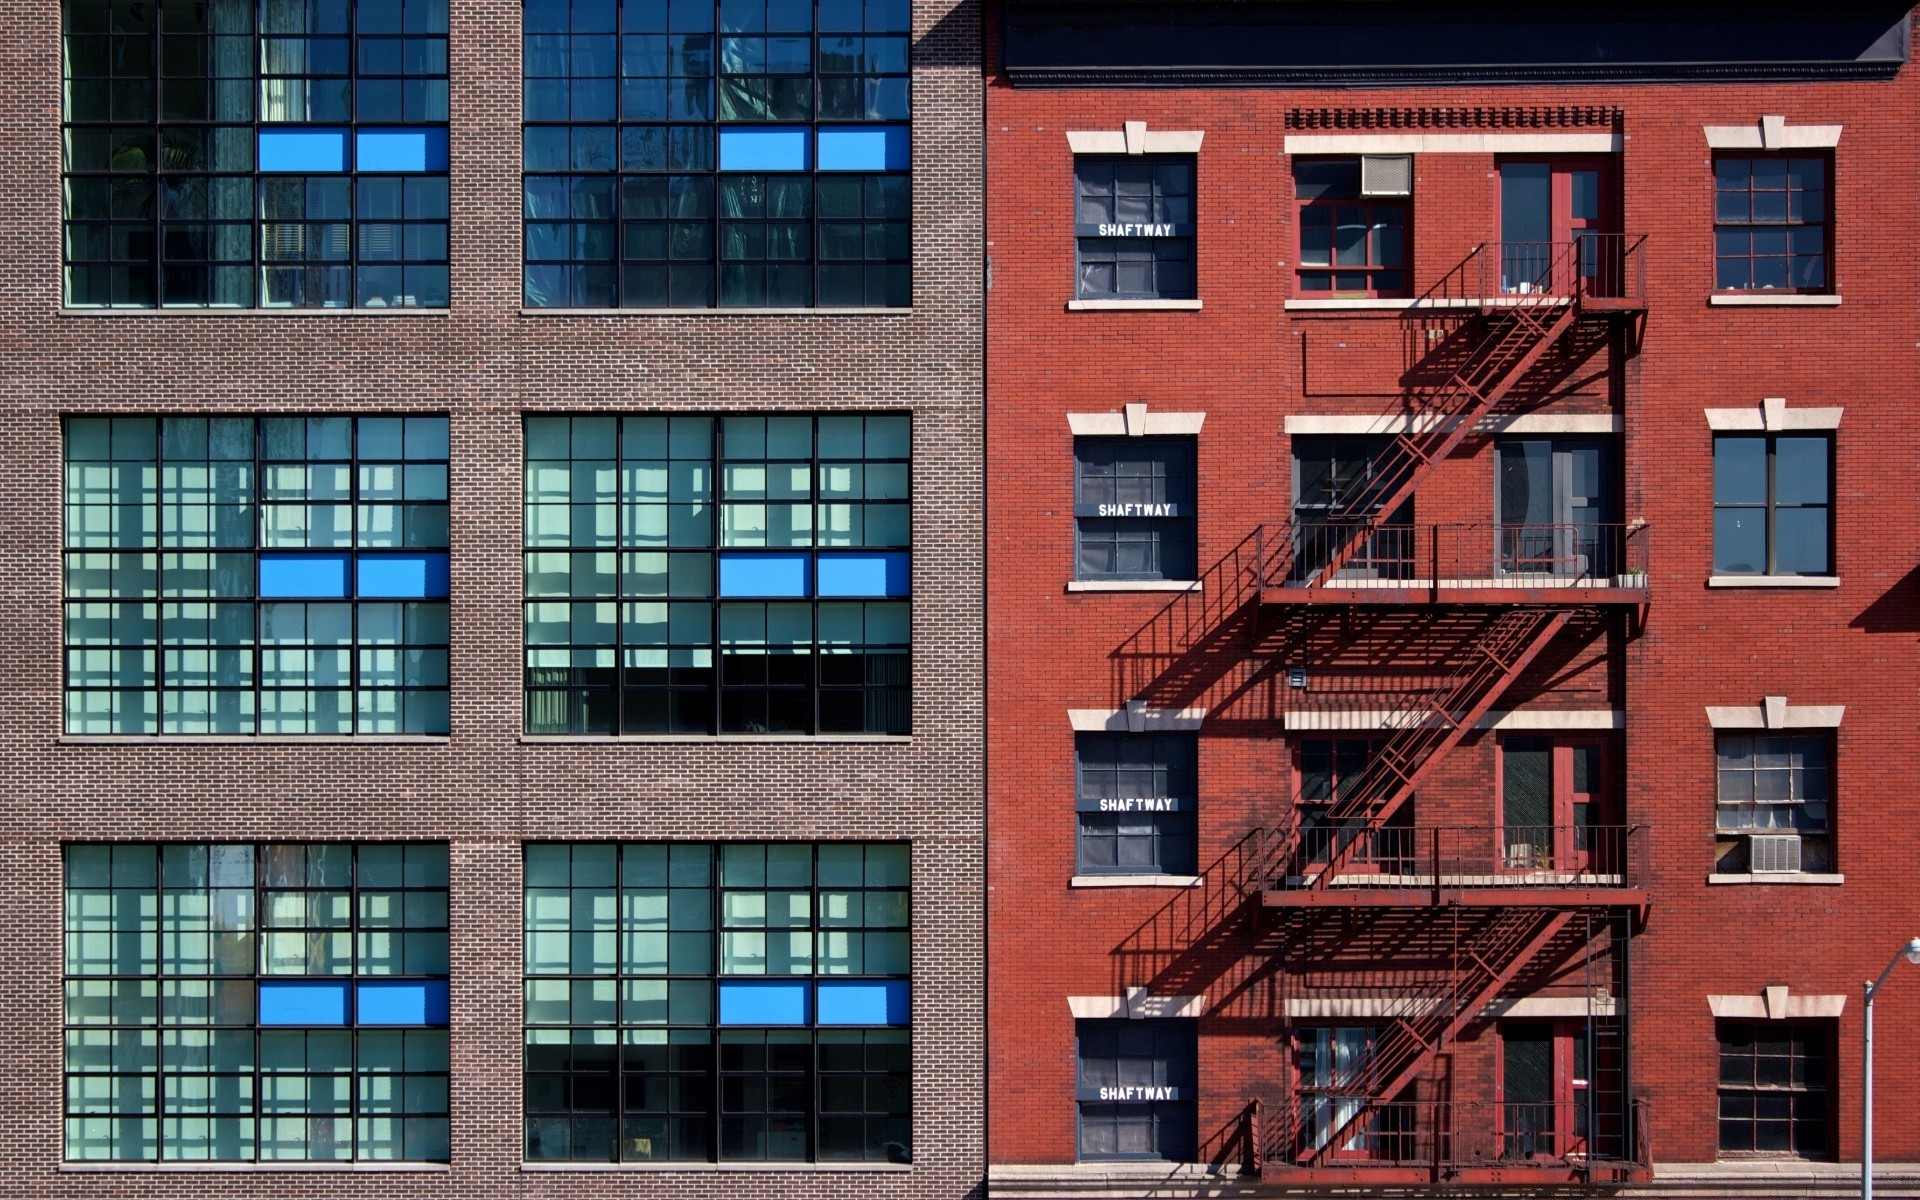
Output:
1247 236 1653 1187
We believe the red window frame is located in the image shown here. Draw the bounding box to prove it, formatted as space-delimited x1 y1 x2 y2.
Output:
1293 159 1410 299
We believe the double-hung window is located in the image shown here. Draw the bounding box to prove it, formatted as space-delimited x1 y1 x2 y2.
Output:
1073 157 1195 301
1712 434 1832 577
61 0 451 309
523 414 911 736
1717 1021 1832 1158
1294 157 1410 298
521 0 912 309
1075 1019 1196 1162
1715 734 1832 874
1713 156 1829 293
1075 733 1197 876
63 416 452 736
1073 437 1196 582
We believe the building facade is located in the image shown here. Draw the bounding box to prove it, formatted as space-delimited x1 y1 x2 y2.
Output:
2 0 984 1197
984 2 1920 1196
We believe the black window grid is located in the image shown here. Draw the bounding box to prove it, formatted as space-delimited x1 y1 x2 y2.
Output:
1074 733 1198 876
1073 155 1196 301
1710 433 1834 577
60 0 450 310
62 415 452 736
1712 154 1830 293
1716 1021 1833 1158
1074 1018 1198 1163
1072 436 1196 582
62 842 451 1164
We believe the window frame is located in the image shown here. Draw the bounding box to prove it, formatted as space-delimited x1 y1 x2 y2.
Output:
1292 157 1411 300
1711 433 1834 578
1074 732 1199 877
1713 732 1835 874
1716 1020 1834 1160
1712 153 1832 295
1074 1018 1198 1163
1072 154 1197 302
1071 435 1198 583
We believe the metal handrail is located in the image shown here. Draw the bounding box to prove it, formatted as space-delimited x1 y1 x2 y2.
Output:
1263 823 1648 892
1275 1098 1650 1170
1269 521 1650 592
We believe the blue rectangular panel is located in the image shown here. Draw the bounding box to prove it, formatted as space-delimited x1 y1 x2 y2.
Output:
357 553 451 599
717 980 811 1026
258 129 348 173
816 552 910 598
356 980 451 1027
258 980 349 1026
718 127 810 172
718 552 811 598
817 980 910 1026
259 552 352 599
817 126 910 172
356 128 450 173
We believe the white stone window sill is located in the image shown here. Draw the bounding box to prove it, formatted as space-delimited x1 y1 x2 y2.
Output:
1709 293 1841 307
61 307 449 317
519 734 911 745
1284 298 1418 311
1065 299 1203 312
1066 580 1202 593
63 1162 449 1172
59 735 450 746
519 307 912 317
1707 575 1839 588
1708 872 1845 886
522 1162 912 1172
1070 874 1202 889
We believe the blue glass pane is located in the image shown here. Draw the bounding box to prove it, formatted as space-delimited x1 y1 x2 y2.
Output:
356 980 451 1027
258 980 349 1026
257 129 348 173
717 551 811 597
816 125 908 172
259 552 352 599
717 126 809 172
816 980 909 1026
816 551 909 597
717 980 810 1026
357 552 451 599
355 128 450 173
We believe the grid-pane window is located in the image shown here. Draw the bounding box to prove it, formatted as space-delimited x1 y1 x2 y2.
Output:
1718 1021 1832 1158
1295 159 1409 298
62 0 450 309
1714 734 1833 874
1712 435 1832 577
1075 1019 1196 1162
521 0 911 309
1074 157 1195 300
524 414 910 736
1713 156 1828 292
1075 734 1197 876
1073 437 1196 581
523 842 911 1164
63 843 450 1162
1294 738 1413 862
63 416 451 736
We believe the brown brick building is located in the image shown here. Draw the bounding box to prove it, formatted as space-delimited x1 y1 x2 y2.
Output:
0 0 984 1197
984 2 1920 1196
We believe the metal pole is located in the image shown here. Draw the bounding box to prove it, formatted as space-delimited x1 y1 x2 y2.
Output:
1864 977 1874 1200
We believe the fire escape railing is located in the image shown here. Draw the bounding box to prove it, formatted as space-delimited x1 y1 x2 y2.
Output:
1264 823 1649 894
1269 521 1650 593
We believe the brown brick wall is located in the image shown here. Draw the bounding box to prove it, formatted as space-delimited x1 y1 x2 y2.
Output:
0 0 986 1196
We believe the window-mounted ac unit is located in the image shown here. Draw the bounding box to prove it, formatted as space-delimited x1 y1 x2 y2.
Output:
1360 155 1413 197
1750 834 1802 874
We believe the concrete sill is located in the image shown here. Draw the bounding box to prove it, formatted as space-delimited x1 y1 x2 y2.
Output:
1070 874 1202 889
63 1163 448 1173
1064 299 1202 312
61 307 448 318
1707 575 1839 588
519 307 911 317
59 736 450 746
519 734 911 745
1708 873 1845 886
1284 298 1417 311
1709 293 1842 307
1066 580 1201 593
522 1162 911 1172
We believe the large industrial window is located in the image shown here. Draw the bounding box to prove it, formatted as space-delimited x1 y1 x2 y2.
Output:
1711 434 1832 577
521 0 911 309
63 842 451 1162
1073 437 1196 582
1713 156 1829 292
1294 157 1410 298
63 416 452 736
1717 1021 1832 1159
61 0 451 309
1714 734 1832 874
523 414 910 736
1075 1019 1196 1162
523 842 911 1163
1073 157 1195 301
1075 733 1197 876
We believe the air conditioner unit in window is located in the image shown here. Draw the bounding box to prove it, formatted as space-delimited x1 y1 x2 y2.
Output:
1750 834 1802 874
1360 155 1413 197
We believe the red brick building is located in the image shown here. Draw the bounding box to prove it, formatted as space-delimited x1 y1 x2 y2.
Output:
984 2 1920 1195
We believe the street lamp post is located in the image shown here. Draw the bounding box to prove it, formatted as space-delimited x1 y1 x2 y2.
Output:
1862 937 1920 1200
